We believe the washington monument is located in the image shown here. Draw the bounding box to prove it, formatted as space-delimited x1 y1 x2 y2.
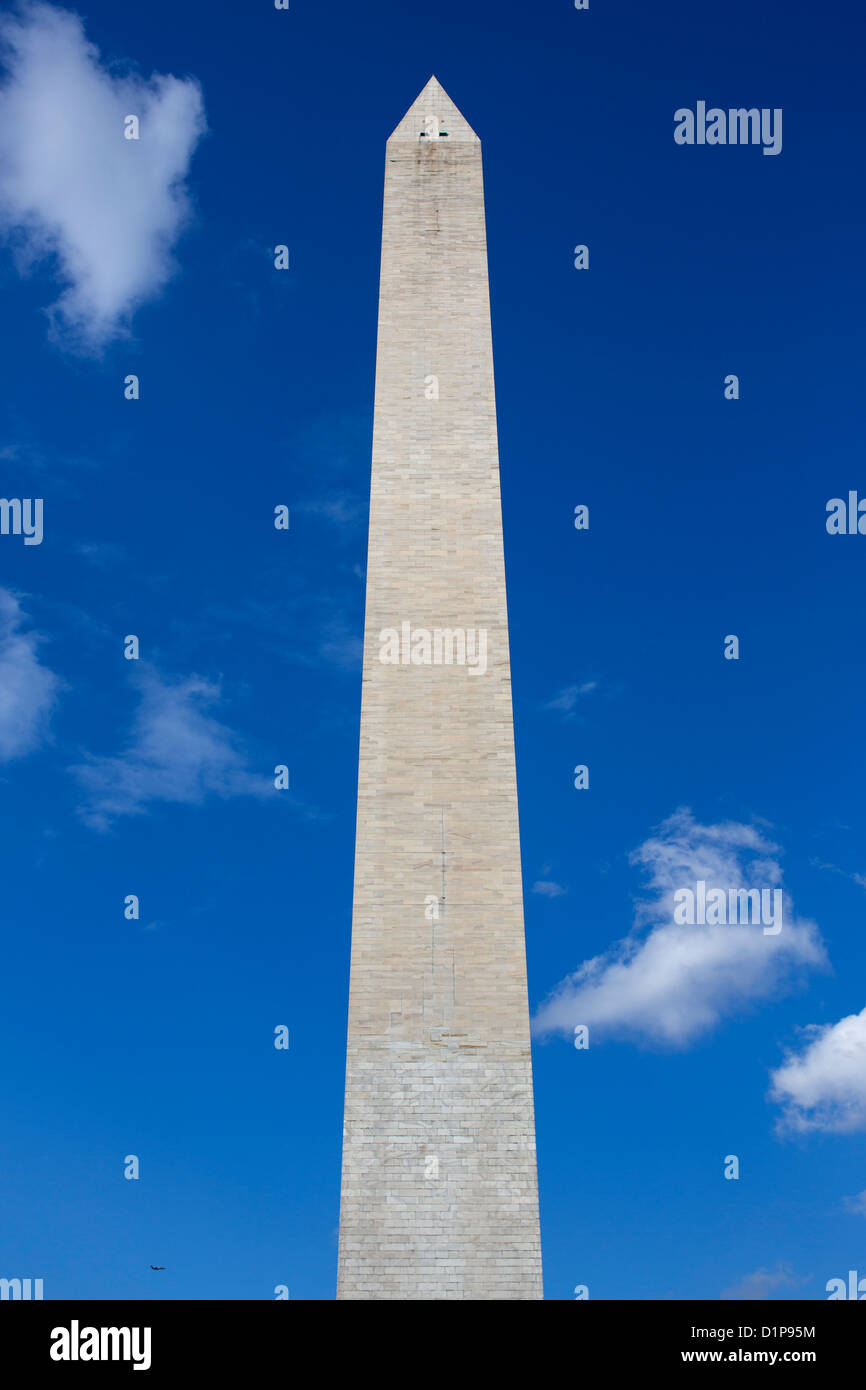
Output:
337 77 543 1300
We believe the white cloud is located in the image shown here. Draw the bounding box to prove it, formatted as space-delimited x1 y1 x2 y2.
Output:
843 1191 866 1216
545 681 597 715
533 880 567 898
720 1263 805 1300
70 665 265 829
296 493 365 527
533 809 826 1047
0 2 205 348
811 858 866 891
769 1008 866 1135
0 587 58 759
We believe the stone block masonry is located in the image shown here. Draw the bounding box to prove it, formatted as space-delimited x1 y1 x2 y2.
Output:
336 77 543 1301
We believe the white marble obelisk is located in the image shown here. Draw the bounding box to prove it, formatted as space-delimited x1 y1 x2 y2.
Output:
337 77 543 1301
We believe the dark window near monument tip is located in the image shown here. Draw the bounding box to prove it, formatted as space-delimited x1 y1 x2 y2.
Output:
440 132 449 137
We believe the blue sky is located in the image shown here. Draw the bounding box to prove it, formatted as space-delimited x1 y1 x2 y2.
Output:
0 0 864 1301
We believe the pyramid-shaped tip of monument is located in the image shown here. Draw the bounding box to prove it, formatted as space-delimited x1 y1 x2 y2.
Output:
387 76 479 144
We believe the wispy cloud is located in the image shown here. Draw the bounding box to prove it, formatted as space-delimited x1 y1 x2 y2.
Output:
810 858 866 891
295 493 365 529
533 880 568 898
74 540 126 567
0 587 59 760
533 809 826 1048
317 618 363 670
544 681 597 717
0 2 206 349
69 664 266 830
720 1263 805 1301
769 1007 866 1135
201 584 364 674
843 1191 866 1217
